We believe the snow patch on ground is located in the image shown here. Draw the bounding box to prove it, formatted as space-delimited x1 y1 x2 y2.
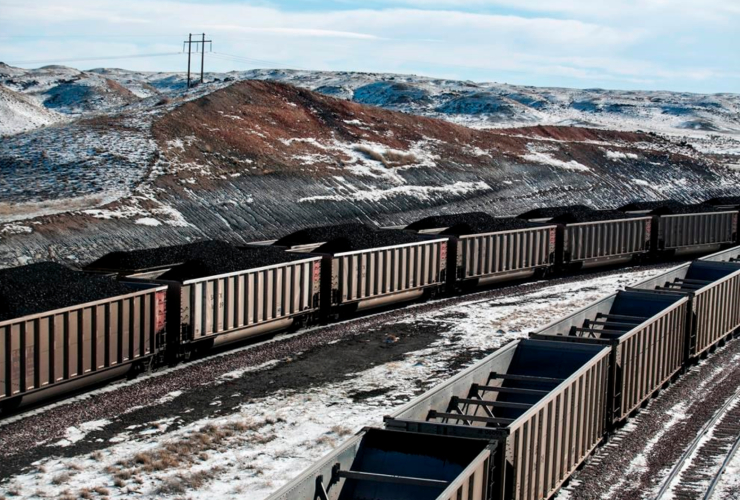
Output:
521 151 591 172
299 180 491 203
605 150 640 160
52 420 112 448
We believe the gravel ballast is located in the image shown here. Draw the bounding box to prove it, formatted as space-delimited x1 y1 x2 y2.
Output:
0 262 137 322
274 223 441 253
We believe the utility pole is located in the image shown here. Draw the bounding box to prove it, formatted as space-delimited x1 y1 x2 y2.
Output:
200 33 206 84
182 33 212 88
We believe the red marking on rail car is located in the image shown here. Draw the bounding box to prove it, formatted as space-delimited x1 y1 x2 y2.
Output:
155 290 167 333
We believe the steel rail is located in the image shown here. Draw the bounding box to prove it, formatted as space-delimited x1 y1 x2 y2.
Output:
654 385 740 499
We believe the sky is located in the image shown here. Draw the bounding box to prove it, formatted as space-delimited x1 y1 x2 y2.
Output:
0 0 738 93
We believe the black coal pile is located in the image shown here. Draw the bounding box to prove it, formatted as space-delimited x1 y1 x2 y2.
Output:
517 205 595 221
405 212 495 231
0 262 136 321
619 200 723 215
442 218 544 236
275 223 438 253
550 210 641 224
704 196 740 207
158 246 308 282
86 240 236 272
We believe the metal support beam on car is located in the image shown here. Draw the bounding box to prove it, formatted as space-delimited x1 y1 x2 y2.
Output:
488 372 565 384
429 410 515 426
335 470 450 488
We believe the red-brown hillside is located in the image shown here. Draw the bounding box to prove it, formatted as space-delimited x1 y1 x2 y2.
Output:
152 80 667 181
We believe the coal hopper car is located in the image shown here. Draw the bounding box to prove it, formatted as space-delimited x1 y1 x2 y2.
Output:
517 205 651 270
629 259 740 359
0 263 166 411
86 240 321 357
268 428 495 500
530 289 688 426
701 245 740 264
385 339 610 500
618 200 738 256
405 212 556 290
267 223 448 317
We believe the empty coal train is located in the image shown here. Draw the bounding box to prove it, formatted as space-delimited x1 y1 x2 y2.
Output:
1 198 738 412
268 245 740 500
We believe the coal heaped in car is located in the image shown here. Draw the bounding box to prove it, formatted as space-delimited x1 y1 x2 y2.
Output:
0 262 136 321
274 223 441 254
406 212 544 235
618 199 724 215
87 240 308 281
704 196 740 208
86 240 238 272
157 246 310 282
550 209 642 224
517 205 595 221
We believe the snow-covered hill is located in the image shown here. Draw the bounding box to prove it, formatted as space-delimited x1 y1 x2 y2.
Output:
0 84 62 135
3 64 740 140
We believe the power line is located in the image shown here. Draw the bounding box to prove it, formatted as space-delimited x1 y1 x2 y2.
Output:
7 52 184 66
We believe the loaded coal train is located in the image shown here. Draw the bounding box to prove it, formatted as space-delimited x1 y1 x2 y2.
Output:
268 242 740 500
1 197 738 413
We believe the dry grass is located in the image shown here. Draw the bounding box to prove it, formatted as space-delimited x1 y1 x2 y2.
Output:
330 425 353 437
314 435 336 448
354 145 418 167
90 450 104 461
113 420 250 480
79 489 93 499
52 472 72 485
93 486 110 496
155 469 221 495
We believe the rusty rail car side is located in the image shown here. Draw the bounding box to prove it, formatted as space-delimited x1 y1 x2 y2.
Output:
560 216 652 268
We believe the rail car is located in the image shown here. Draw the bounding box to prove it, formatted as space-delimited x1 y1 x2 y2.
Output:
517 206 652 270
85 241 322 359
403 213 556 291
1 196 738 413
264 223 448 318
270 245 740 500
618 201 738 255
0 263 166 411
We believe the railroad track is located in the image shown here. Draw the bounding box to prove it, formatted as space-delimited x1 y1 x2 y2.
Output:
654 385 740 500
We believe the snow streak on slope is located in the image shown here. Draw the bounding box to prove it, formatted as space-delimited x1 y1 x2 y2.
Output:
0 85 62 135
